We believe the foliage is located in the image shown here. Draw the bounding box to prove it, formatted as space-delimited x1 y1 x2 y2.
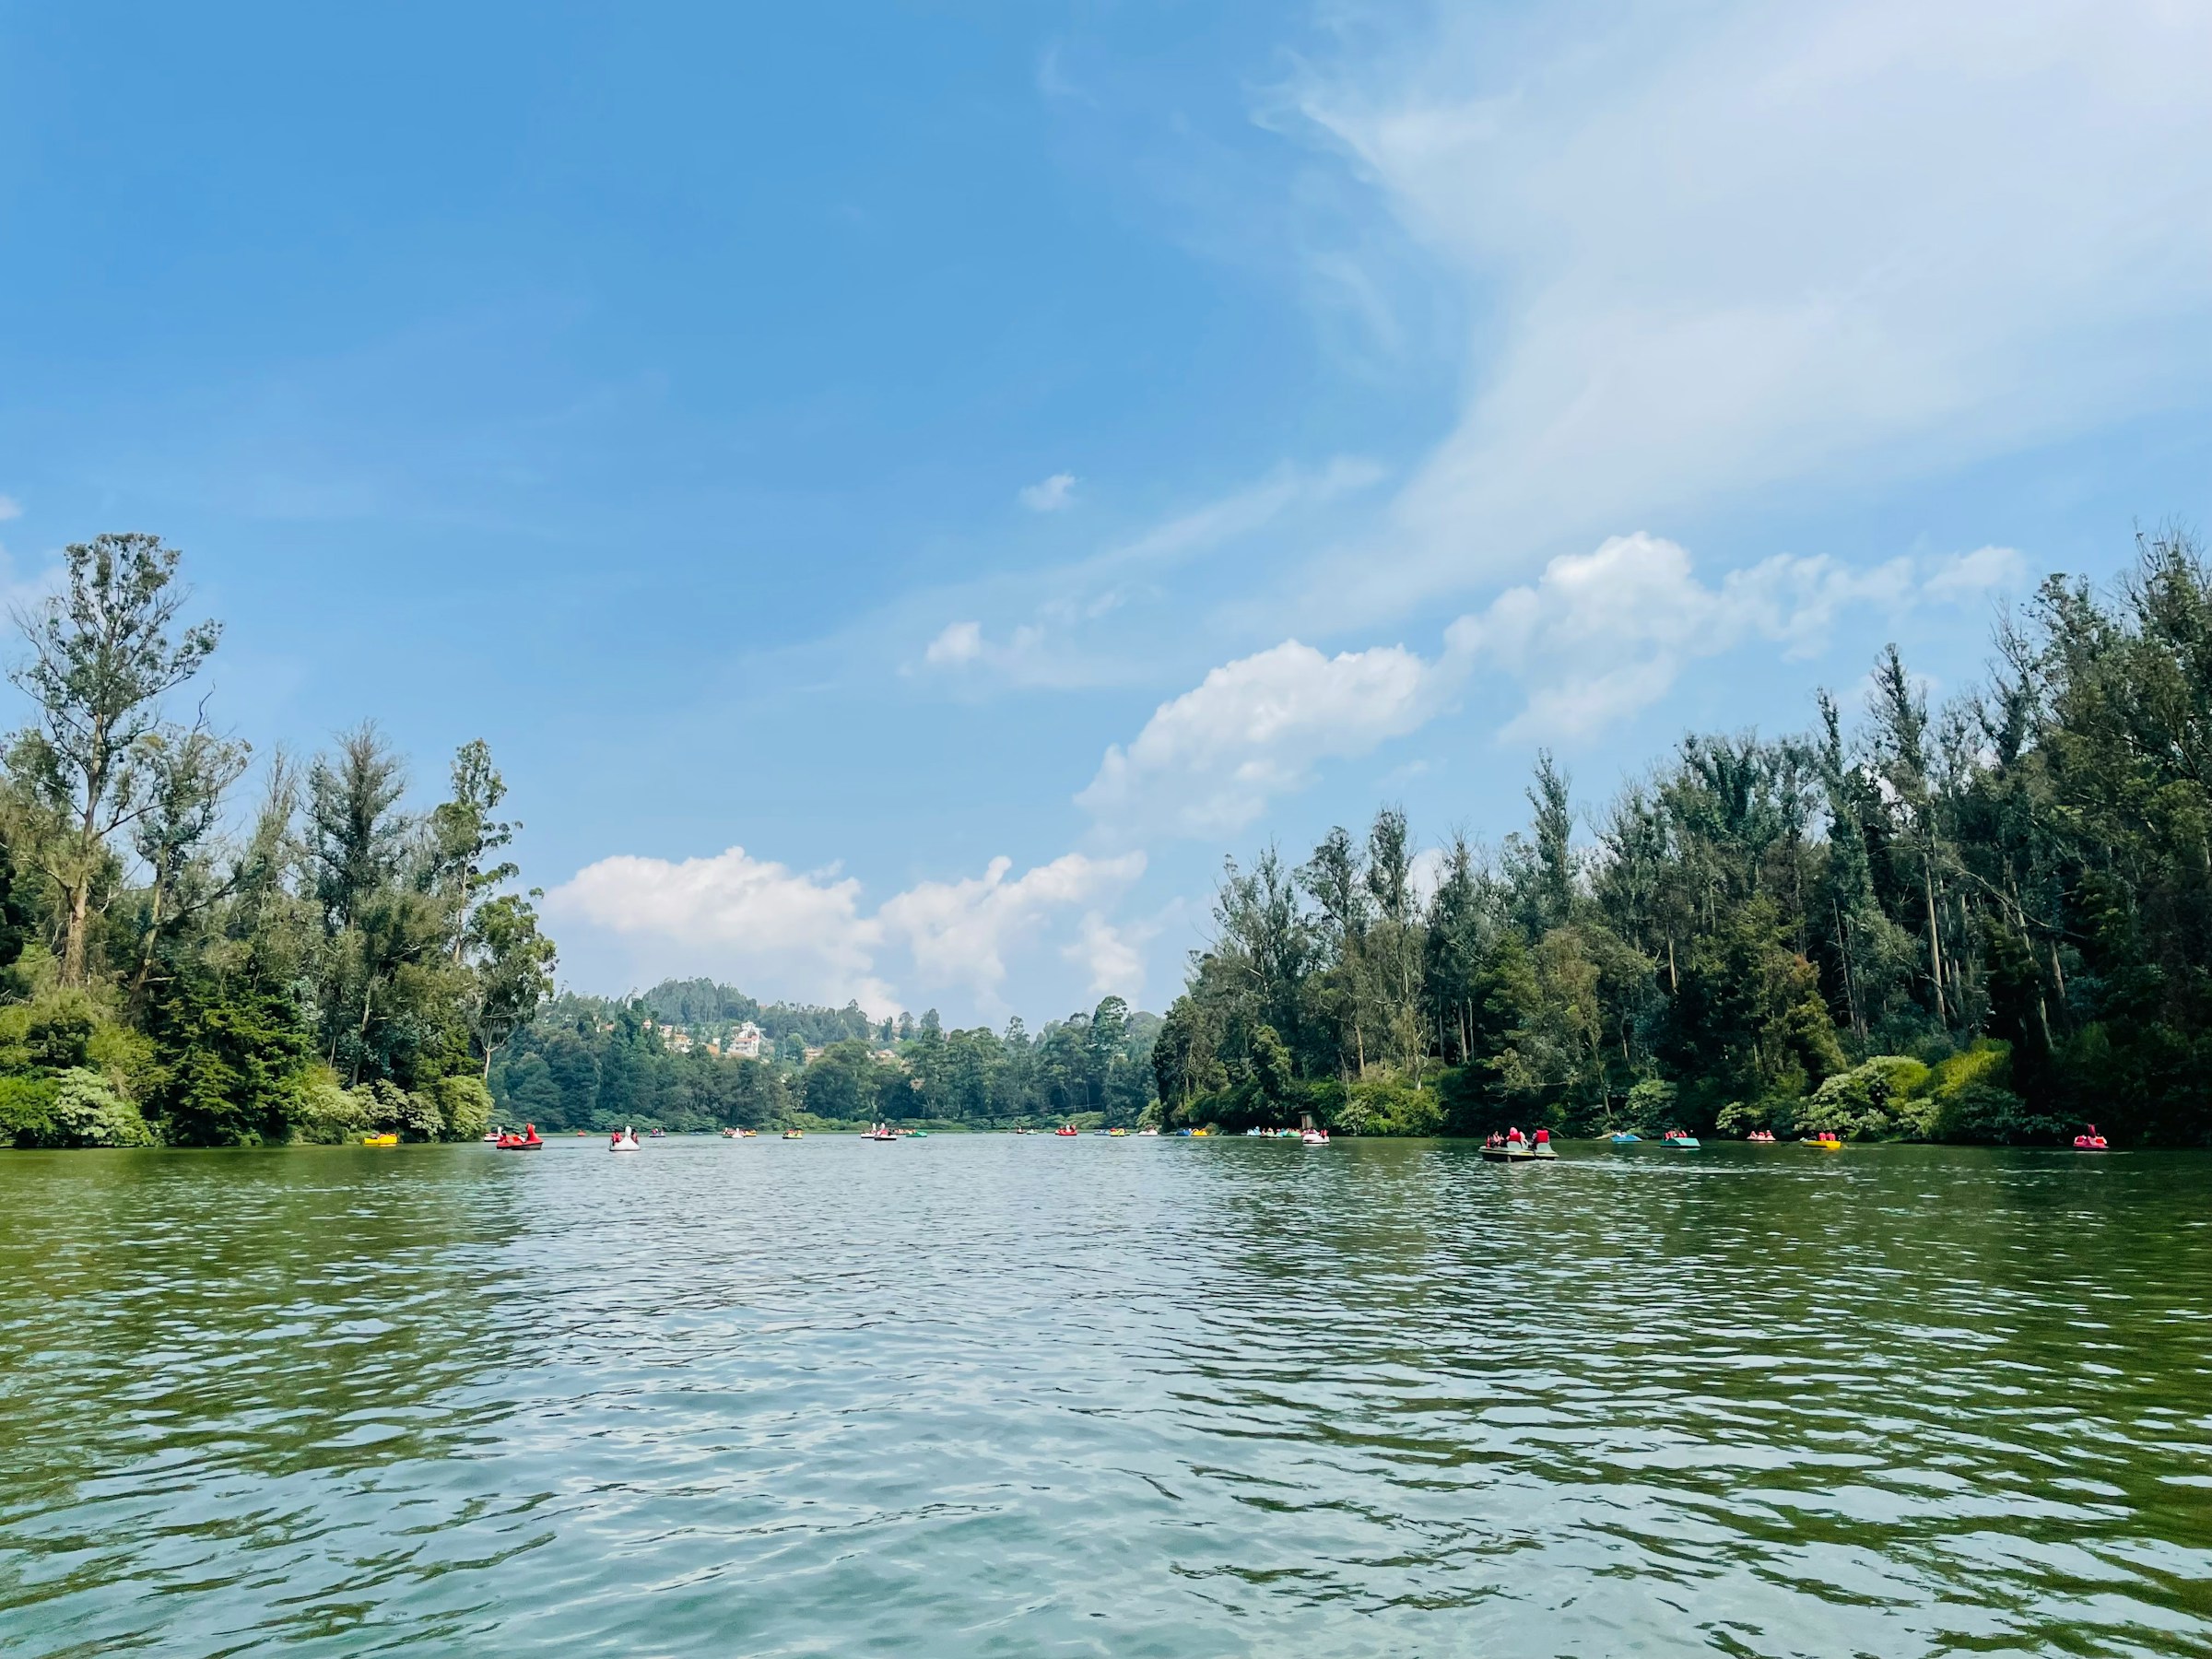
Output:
492 987 1159 1132
0 532 558 1149
1156 531 2212 1147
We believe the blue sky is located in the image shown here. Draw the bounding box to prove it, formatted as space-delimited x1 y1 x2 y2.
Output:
4 1 2209 1024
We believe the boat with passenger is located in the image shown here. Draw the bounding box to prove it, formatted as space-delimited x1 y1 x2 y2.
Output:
2073 1124 2109 1151
1530 1128 1557 1160
610 1126 641 1152
1746 1130 1777 1144
1481 1128 1535 1161
782 1127 805 1139
362 1132 399 1147
494 1124 543 1151
1662 1129 1700 1149
1609 1130 1641 1144
1054 1124 1079 1136
1802 1131 1843 1149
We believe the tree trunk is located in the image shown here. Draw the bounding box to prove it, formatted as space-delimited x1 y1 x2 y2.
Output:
1923 866 1947 1025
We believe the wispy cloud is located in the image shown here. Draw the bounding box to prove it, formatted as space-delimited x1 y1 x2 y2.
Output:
1272 0 2212 628
1018 471 1078 512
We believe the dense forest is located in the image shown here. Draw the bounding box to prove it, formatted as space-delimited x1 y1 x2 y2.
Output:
1155 533 2212 1147
491 984 1159 1132
0 534 558 1147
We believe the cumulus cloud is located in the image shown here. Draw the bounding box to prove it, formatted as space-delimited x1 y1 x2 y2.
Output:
1281 0 2212 625
1077 639 1452 836
1065 912 1148 1002
1446 534 2025 740
877 851 1145 1003
547 846 892 1013
1018 472 1078 512
1082 535 2026 830
547 844 1146 1018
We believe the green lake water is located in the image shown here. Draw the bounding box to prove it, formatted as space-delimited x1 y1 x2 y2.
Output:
2 1136 2207 1657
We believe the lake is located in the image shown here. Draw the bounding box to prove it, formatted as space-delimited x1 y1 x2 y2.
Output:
2 1135 2208 1657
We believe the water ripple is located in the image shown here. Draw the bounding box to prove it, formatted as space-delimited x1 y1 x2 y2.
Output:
3 1139 2208 1656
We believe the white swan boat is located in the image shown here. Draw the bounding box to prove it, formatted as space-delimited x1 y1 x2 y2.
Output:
610 1127 641 1153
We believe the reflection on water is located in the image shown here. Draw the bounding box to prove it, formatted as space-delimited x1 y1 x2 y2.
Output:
2 1138 2207 1656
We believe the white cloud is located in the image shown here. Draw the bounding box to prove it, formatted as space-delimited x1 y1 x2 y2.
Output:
1281 0 2212 626
1077 638 1452 836
1018 472 1078 512
547 846 893 1014
924 620 983 665
879 851 1146 1004
0 495 19 522
547 844 1146 1018
1065 912 1148 1003
1082 534 2029 829
1923 544 2026 601
1452 533 2026 740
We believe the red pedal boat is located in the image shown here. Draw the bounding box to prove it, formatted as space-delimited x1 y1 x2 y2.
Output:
2072 1124 2108 1151
495 1124 544 1151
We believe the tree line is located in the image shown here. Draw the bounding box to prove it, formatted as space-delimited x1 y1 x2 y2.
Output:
0 534 556 1147
1155 531 2212 1147
491 986 1159 1131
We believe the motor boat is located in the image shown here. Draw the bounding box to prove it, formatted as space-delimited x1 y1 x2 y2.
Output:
2073 1124 2109 1151
494 1124 543 1151
610 1127 641 1153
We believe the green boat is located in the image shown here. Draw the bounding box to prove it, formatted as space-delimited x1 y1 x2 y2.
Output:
1662 1131 1700 1149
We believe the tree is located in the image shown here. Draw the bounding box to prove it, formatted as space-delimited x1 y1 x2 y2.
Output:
7 534 221 983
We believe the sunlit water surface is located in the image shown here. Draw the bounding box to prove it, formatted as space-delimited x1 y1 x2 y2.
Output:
2 1136 2208 1657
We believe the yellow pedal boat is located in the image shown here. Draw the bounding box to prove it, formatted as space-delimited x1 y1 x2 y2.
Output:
361 1133 399 1147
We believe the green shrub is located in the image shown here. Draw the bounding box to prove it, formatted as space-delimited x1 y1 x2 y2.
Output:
427 1075 493 1140
1932 1081 2065 1146
0 1070 151 1147
0 1076 59 1147
1807 1055 1932 1138
1343 1071 1441 1135
48 1068 154 1147
295 1071 369 1143
1622 1077 1677 1134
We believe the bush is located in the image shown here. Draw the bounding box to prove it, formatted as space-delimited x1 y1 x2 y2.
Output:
295 1071 369 1143
0 1069 152 1147
1341 1071 1441 1135
48 1068 154 1147
1807 1055 1932 1139
427 1075 493 1140
1622 1077 1677 1134
1932 1081 2065 1145
0 1075 58 1147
